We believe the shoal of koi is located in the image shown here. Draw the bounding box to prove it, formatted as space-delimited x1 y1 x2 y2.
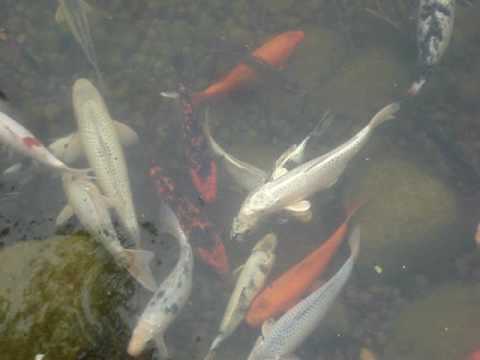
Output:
0 0 464 357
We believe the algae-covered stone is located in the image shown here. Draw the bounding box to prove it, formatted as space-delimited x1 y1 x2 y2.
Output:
343 140 467 284
0 234 133 359
385 282 480 360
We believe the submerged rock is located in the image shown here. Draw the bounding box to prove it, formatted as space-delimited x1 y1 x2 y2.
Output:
0 234 133 359
385 282 480 360
343 139 468 284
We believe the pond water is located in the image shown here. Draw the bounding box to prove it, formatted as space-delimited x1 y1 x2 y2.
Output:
1 1 480 360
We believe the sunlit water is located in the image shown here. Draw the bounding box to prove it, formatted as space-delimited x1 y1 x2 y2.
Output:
1 1 480 359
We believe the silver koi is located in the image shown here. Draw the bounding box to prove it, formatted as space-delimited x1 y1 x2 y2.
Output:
231 102 400 241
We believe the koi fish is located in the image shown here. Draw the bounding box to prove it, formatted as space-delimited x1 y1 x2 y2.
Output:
178 85 218 203
408 0 456 96
0 102 89 174
149 165 229 275
56 0 106 89
246 227 360 360
202 106 267 192
128 202 193 358
204 233 277 360
246 202 361 327
73 78 141 247
60 174 156 291
3 120 138 183
203 106 332 195
191 30 305 106
231 102 400 241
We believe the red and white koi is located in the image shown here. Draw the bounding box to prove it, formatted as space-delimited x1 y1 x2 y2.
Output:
0 107 88 174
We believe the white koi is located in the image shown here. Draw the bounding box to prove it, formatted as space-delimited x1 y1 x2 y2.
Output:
231 103 399 241
73 78 141 247
246 227 360 360
128 202 193 358
60 174 157 291
204 233 277 360
0 106 89 174
3 120 138 182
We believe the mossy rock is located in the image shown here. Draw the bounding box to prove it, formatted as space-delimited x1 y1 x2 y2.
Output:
0 235 133 359
385 282 480 360
343 140 467 285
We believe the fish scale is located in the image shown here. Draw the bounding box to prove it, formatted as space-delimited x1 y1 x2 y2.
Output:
73 79 141 246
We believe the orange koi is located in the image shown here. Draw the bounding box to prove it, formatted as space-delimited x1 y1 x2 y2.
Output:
245 202 362 327
191 30 304 105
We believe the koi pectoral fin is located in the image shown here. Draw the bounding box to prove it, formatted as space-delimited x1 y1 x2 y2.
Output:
284 200 310 213
56 204 74 227
284 200 312 223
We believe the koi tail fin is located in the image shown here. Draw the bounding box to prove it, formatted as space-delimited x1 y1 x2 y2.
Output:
123 249 157 292
190 159 218 203
197 240 230 275
368 102 400 129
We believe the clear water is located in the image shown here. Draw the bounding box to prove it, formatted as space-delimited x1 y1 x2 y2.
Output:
1 1 480 359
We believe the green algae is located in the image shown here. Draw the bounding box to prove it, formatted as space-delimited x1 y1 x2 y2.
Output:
0 235 133 359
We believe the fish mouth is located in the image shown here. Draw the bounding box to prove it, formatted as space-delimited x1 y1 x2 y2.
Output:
127 320 155 357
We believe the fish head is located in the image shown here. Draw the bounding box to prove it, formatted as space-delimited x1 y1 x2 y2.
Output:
127 320 155 357
230 213 258 242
